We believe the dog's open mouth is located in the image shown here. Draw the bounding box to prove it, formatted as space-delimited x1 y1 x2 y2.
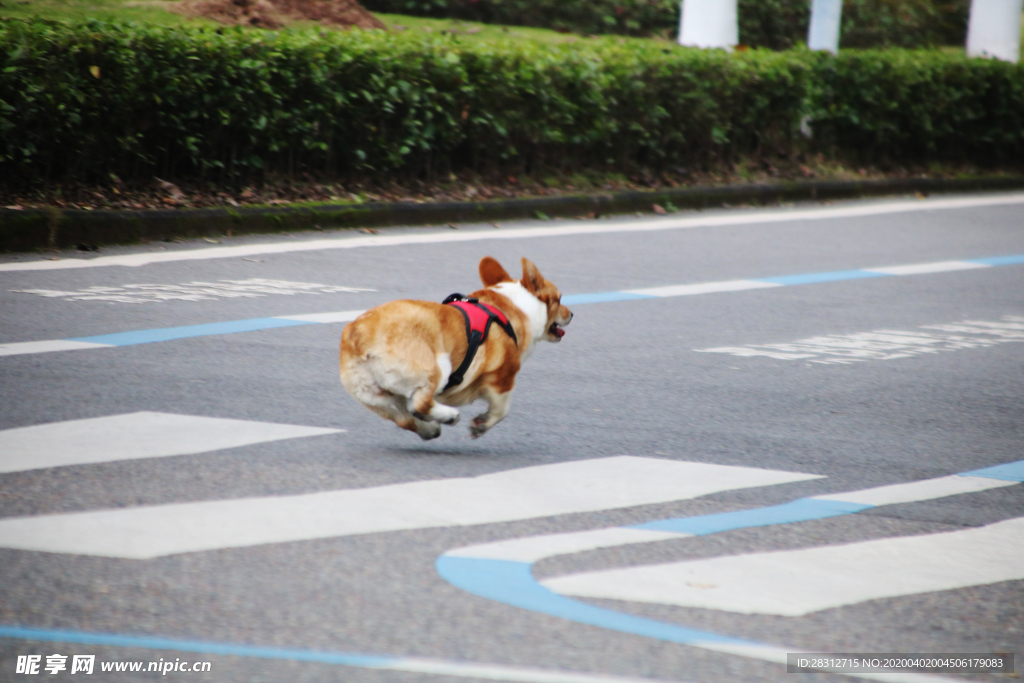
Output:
549 322 565 339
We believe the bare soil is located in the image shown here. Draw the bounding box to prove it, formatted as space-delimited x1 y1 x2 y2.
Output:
173 0 386 30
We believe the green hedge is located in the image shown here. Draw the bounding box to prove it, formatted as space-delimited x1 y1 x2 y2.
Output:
362 0 971 47
809 49 1024 159
1 19 1022 186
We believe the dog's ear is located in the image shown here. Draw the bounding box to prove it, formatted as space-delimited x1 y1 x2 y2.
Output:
480 256 514 287
521 258 545 293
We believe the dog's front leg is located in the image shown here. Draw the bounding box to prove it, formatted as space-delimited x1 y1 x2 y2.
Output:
470 388 511 438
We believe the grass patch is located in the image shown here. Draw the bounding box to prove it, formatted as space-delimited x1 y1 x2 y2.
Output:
374 13 642 46
0 0 214 26
0 0 668 48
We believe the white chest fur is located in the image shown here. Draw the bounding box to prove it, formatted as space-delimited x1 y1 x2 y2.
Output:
490 281 547 359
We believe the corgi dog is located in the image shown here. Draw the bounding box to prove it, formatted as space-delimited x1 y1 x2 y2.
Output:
339 256 572 439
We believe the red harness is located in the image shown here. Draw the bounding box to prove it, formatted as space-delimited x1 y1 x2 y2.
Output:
442 294 518 391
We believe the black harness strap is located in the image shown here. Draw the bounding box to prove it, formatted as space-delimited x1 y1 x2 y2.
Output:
441 293 518 392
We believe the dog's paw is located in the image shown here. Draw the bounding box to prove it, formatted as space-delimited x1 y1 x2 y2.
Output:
432 404 460 425
415 421 442 440
417 404 461 425
469 415 489 438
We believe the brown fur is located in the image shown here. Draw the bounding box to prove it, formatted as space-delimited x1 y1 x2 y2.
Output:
339 257 571 439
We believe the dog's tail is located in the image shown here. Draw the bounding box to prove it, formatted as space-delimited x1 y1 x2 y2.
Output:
339 319 381 404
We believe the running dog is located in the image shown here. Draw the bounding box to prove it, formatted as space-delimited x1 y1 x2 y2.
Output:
339 257 572 439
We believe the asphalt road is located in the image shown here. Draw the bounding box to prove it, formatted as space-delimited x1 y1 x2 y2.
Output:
1 193 1022 683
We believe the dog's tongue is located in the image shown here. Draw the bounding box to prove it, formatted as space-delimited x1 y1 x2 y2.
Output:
553 325 566 338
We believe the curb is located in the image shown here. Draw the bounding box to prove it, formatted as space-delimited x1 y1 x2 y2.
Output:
3 176 1023 252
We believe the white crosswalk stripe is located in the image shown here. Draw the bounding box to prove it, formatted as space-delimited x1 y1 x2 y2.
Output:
0 453 819 558
0 412 342 474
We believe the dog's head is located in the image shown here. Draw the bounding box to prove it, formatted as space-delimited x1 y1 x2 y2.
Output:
480 256 573 343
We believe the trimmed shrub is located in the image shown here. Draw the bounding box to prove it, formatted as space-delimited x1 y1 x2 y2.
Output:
0 19 811 183
1 19 1022 187
808 49 1024 161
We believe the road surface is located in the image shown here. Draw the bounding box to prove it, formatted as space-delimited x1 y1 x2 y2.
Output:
1 192 1022 682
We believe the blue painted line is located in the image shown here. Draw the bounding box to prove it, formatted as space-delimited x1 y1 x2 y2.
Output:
757 270 888 286
69 318 313 346
969 254 1024 266
0 625 392 668
630 498 871 535
562 292 655 305
434 557 751 647
20 252 1023 355
961 460 1024 482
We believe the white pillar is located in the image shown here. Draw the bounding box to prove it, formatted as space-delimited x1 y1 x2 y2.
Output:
966 0 1023 62
678 0 738 50
807 0 843 53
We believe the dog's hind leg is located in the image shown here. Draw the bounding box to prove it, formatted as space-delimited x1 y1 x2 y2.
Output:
340 355 441 440
365 394 442 441
469 386 511 438
411 388 460 426
408 354 460 426
342 333 455 437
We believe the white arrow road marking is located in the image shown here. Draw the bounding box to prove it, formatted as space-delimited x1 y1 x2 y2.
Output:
9 279 373 304
0 457 820 558
697 315 1024 364
542 516 1024 616
0 412 342 474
